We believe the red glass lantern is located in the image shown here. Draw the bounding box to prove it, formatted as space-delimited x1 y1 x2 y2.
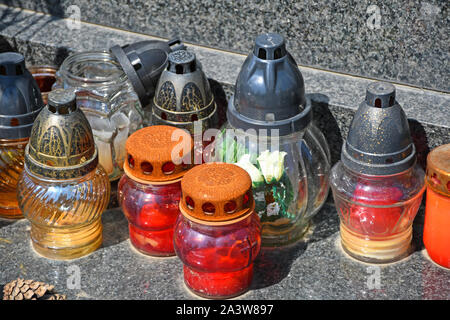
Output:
174 163 261 299
424 144 450 269
330 82 426 263
118 125 193 256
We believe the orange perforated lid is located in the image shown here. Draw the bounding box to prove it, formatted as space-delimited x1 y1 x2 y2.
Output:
426 143 450 197
124 125 194 183
180 162 255 225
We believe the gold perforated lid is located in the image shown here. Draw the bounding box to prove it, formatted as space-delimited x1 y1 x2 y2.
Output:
180 162 255 225
124 125 193 184
426 143 450 197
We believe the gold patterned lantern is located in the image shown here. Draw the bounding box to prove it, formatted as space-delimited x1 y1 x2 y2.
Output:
152 50 218 134
17 89 110 260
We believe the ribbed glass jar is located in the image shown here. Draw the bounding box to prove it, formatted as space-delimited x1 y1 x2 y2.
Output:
174 202 261 299
0 138 28 219
118 175 181 256
213 122 330 247
330 162 425 263
17 166 110 260
54 51 144 181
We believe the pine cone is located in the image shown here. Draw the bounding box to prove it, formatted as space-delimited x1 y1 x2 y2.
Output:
2 278 66 300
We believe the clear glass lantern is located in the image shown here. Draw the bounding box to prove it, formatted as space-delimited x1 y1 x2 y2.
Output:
331 162 425 263
212 33 331 247
214 123 330 247
54 51 144 181
330 82 426 263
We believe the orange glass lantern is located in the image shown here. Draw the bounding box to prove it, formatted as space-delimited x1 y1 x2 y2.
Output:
0 52 44 219
118 125 193 256
424 143 450 269
174 163 261 299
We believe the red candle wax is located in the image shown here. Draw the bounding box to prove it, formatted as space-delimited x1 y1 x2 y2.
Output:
119 175 181 256
174 213 261 299
349 184 404 236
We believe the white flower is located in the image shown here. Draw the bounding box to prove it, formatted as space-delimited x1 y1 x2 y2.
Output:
257 150 287 184
236 154 264 187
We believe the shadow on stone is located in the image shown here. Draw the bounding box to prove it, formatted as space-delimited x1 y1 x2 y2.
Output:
0 218 16 229
101 208 129 248
251 205 340 289
208 78 229 128
52 46 71 68
0 35 14 53
308 93 343 166
406 119 428 253
412 206 426 252
251 240 307 290
107 180 120 209
308 204 340 244
409 118 430 171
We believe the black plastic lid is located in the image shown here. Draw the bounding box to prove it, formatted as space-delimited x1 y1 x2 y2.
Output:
342 82 416 176
110 38 185 107
227 33 311 136
0 52 44 139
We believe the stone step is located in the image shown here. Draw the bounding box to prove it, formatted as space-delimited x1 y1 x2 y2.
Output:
0 0 448 92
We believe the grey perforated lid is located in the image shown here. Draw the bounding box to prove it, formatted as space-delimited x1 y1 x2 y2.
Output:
227 33 311 136
110 38 185 107
0 52 44 139
342 82 417 175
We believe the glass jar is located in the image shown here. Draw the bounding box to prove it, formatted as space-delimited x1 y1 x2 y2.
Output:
423 144 450 269
212 33 331 247
0 52 44 219
54 51 144 181
0 138 28 218
175 212 261 299
118 125 193 256
331 162 425 263
17 90 110 260
18 167 110 259
119 175 182 256
174 163 261 299
214 122 330 247
330 82 426 263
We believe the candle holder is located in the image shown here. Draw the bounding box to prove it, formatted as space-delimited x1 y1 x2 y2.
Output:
213 33 330 247
118 125 193 256
152 50 219 163
0 52 44 219
424 143 450 269
17 89 110 260
330 82 425 263
174 163 261 299
152 50 218 133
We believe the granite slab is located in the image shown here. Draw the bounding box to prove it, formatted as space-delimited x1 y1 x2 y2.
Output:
1 203 449 300
0 7 449 300
0 0 448 92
